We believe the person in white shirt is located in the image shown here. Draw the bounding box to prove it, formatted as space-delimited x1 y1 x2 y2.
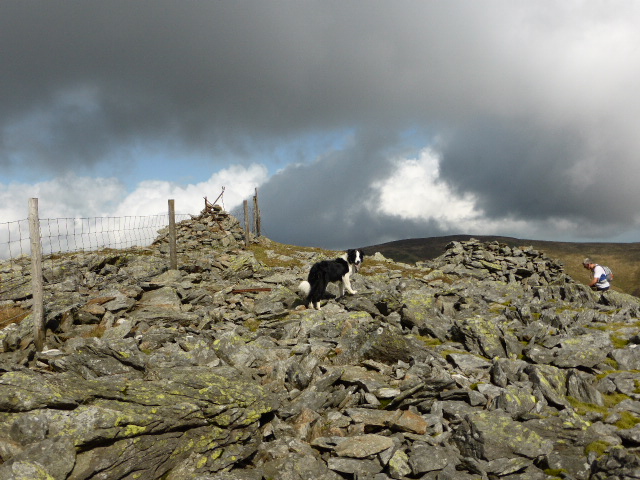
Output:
582 258 610 291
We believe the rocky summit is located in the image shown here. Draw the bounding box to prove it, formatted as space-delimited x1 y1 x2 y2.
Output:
1 209 640 480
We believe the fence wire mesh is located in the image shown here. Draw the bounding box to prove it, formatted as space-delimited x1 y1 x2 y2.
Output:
39 215 170 256
0 219 30 261
1 218 32 328
0 214 195 262
0 211 191 328
0 190 252 337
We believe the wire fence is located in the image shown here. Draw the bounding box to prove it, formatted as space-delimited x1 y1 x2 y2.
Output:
0 188 256 265
0 200 193 342
0 215 188 262
1 219 30 261
0 191 262 351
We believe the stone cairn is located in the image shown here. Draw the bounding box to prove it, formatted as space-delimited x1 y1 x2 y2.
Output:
427 238 567 285
153 202 248 252
0 217 639 480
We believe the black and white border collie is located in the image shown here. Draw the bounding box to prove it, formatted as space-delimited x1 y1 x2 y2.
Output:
299 249 364 310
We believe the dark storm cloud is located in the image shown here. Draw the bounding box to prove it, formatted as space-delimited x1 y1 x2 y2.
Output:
438 120 586 219
237 132 446 249
0 0 522 170
438 117 640 231
2 1 640 244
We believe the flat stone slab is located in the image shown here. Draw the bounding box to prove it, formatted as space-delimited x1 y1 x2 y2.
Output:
334 434 394 458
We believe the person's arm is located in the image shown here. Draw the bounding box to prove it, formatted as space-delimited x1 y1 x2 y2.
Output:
589 266 604 287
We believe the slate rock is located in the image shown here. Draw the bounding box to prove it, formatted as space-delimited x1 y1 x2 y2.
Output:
610 345 640 370
452 315 507 359
327 456 383 475
408 444 459 475
524 364 569 408
0 436 75 480
489 385 538 419
334 434 395 458
387 449 411 479
452 410 553 461
617 425 640 445
551 332 613 368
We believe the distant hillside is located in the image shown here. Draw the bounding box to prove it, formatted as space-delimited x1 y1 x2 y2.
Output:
364 235 640 297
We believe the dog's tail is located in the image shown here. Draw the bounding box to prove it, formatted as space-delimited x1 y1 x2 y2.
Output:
298 281 311 296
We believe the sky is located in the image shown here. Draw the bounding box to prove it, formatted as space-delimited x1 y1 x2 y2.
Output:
2 0 640 253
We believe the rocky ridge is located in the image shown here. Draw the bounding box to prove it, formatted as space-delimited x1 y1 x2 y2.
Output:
1 210 640 479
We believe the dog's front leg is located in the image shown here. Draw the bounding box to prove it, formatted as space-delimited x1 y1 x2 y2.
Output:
342 274 357 295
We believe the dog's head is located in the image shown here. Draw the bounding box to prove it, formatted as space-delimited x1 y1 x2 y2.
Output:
346 249 364 272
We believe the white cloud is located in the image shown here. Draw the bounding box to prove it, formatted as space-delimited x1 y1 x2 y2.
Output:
372 149 479 226
0 164 268 221
111 163 268 217
370 148 584 241
0 164 269 259
0 175 127 222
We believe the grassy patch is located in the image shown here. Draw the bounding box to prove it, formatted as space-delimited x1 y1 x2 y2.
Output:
585 440 613 457
610 335 630 349
596 369 640 381
543 469 567 479
414 335 442 348
250 241 430 279
80 325 107 339
0 305 29 329
614 410 640 429
243 318 261 332
359 257 423 278
568 395 640 428
248 242 327 269
602 392 631 408
567 397 608 418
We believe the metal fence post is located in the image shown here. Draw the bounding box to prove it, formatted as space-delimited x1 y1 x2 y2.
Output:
28 198 45 352
168 199 177 270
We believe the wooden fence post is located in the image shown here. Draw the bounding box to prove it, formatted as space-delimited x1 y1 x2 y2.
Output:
28 198 45 352
253 188 261 237
243 199 250 246
168 199 177 270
